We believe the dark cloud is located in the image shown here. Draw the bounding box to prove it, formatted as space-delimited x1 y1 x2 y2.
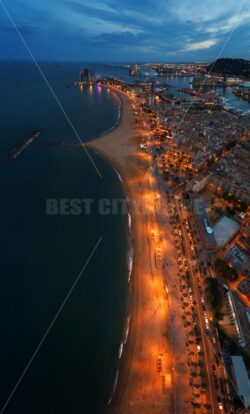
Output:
0 0 249 61
94 31 140 46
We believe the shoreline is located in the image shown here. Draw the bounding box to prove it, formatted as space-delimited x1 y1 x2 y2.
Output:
98 88 123 139
86 86 139 410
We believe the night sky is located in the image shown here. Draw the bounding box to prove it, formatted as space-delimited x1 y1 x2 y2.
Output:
0 0 250 62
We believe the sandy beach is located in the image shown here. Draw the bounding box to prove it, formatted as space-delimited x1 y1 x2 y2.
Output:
86 85 174 414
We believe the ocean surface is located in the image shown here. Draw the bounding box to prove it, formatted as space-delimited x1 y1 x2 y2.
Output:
0 62 131 414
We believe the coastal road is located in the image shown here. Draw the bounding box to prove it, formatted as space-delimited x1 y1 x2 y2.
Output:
146 137 221 413
136 93 230 414
148 163 193 414
175 197 221 414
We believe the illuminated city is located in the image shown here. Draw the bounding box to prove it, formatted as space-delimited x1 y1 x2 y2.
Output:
0 1 250 414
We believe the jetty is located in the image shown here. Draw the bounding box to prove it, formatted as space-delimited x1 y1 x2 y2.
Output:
7 130 42 160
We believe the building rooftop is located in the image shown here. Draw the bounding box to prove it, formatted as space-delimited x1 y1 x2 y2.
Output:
193 198 217 246
213 215 240 246
231 355 250 408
